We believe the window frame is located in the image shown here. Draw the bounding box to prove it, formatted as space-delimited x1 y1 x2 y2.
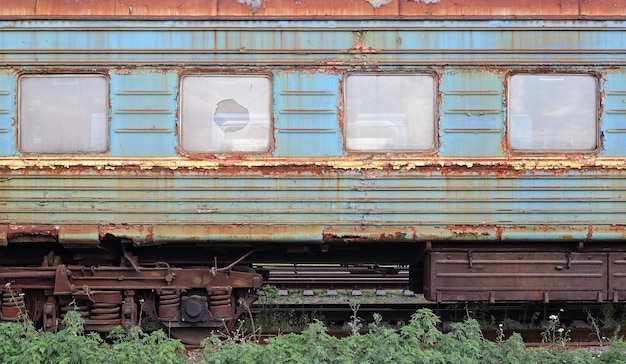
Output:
506 72 600 154
343 72 438 153
17 73 109 154
178 73 274 155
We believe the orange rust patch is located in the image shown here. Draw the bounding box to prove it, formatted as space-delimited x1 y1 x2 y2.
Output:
349 44 377 54
0 225 59 243
99 224 154 245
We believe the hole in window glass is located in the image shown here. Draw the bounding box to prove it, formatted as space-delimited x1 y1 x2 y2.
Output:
345 74 436 151
19 75 108 153
180 76 271 153
508 74 597 151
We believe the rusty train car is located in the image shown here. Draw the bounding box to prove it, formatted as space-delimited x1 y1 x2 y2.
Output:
1 0 626 342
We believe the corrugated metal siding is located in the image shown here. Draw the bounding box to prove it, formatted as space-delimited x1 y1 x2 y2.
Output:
2 170 626 242
1 21 626 65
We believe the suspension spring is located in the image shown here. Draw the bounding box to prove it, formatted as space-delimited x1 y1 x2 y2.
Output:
208 289 233 318
1 290 25 318
90 302 121 321
60 304 89 319
158 289 180 318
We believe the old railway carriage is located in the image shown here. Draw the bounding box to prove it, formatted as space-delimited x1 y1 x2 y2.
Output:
1 0 626 341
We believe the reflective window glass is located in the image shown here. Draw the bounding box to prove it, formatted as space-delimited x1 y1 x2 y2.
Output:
180 76 271 153
345 74 436 151
20 75 108 153
508 74 597 151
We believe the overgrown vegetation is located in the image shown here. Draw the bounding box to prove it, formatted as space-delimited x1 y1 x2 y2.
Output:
0 310 186 364
200 309 626 364
2 306 626 363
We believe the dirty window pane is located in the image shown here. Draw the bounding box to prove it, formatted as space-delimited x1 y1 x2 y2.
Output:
345 74 436 151
20 75 108 153
509 74 597 151
180 76 271 153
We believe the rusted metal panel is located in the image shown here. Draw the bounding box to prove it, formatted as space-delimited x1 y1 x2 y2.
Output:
1 0 625 19
608 253 626 302
0 224 59 243
580 0 626 17
99 225 152 245
0 0 218 18
5 223 626 247
400 0 581 18
425 250 608 302
217 0 400 17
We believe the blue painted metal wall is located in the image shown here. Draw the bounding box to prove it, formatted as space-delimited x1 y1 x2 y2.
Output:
0 73 15 156
109 71 178 157
439 70 505 157
602 72 626 157
274 72 342 157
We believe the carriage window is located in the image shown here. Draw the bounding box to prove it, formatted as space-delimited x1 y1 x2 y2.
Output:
180 75 271 153
508 74 597 151
345 74 436 151
19 75 108 153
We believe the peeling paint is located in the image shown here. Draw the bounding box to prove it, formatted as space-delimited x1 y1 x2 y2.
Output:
237 0 264 14
1 157 625 173
413 0 441 4
365 0 393 9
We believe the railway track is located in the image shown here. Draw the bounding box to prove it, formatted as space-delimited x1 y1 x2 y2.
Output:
246 265 626 349
258 264 411 292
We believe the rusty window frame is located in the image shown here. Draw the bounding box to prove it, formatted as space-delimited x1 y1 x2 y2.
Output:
17 74 109 154
179 74 273 154
343 73 437 153
507 73 599 153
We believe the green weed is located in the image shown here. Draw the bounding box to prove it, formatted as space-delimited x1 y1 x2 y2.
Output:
1 304 626 363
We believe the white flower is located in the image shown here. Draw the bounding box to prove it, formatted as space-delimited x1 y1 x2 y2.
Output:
549 315 558 320
557 328 564 333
